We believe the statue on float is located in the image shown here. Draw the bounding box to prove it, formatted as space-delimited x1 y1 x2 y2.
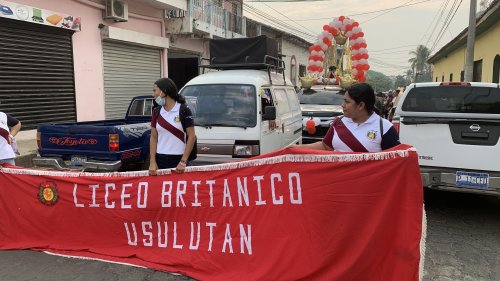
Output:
300 16 370 89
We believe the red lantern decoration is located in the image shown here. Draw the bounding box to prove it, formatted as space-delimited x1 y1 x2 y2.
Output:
323 25 330 31
306 119 316 135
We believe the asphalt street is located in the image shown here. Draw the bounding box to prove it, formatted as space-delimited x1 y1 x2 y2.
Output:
0 189 499 281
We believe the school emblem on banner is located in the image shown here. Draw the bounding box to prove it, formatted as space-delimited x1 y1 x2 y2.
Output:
38 181 58 206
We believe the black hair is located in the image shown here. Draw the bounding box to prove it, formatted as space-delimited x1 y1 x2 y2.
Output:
346 83 376 114
328 66 336 71
154 77 185 104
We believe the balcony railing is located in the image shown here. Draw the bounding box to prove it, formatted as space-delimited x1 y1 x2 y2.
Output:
190 0 248 37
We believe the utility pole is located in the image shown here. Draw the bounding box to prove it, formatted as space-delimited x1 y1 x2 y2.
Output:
464 0 477 82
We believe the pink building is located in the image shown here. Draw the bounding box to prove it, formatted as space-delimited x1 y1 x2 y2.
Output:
0 0 309 133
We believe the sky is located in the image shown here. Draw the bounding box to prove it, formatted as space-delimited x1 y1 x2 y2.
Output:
243 0 482 77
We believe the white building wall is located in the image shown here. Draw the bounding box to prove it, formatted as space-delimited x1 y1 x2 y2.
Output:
282 39 310 86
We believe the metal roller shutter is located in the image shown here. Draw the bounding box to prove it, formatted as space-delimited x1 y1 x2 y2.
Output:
102 41 161 119
0 18 76 130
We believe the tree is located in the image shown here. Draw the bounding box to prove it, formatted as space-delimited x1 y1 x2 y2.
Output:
366 70 393 92
408 45 432 82
394 75 411 88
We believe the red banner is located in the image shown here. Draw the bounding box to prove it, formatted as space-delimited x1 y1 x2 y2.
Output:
0 145 424 281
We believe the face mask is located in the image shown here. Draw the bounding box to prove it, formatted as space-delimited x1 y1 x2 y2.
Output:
155 96 165 106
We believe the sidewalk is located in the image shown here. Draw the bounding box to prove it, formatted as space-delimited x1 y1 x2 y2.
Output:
14 129 38 168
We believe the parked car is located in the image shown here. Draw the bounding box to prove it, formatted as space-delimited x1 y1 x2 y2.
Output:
33 96 153 172
181 69 302 165
179 36 302 165
394 82 500 196
299 85 344 144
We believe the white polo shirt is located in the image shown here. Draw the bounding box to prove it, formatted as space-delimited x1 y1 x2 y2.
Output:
323 112 395 152
151 103 186 155
0 112 15 160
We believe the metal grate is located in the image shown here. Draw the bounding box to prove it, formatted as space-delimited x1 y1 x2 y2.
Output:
102 41 160 119
0 18 76 130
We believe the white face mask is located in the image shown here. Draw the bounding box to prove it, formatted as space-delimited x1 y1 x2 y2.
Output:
155 96 165 106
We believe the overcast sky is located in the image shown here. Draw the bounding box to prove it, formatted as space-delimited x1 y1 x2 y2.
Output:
244 0 480 76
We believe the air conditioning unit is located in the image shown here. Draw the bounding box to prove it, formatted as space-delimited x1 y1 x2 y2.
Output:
104 0 128 22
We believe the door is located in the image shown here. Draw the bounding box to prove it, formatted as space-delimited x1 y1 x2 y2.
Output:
102 41 161 119
0 18 76 129
285 87 303 145
167 52 199 89
259 87 282 154
272 87 296 148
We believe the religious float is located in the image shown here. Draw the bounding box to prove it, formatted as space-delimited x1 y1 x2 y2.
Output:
300 16 370 89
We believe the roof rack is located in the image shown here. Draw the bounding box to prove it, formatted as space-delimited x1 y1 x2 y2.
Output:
200 55 286 85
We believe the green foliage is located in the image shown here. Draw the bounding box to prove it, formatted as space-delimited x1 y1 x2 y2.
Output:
408 45 432 82
394 75 411 88
366 70 393 92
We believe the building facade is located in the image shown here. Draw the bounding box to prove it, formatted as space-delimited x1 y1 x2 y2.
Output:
0 0 310 132
428 0 500 83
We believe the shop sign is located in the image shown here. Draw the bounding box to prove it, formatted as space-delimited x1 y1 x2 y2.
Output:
0 0 81 31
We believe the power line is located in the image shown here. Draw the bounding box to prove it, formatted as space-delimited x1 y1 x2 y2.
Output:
261 2 317 35
370 44 419 52
243 3 317 40
429 0 463 52
281 0 435 21
420 0 449 44
361 0 419 24
243 3 317 38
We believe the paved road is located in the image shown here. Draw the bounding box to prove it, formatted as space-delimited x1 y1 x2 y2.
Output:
1 189 499 281
422 189 500 281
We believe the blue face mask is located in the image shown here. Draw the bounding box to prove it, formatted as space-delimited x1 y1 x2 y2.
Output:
155 96 165 106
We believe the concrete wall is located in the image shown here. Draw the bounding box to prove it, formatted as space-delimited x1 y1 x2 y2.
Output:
432 22 500 82
282 38 309 86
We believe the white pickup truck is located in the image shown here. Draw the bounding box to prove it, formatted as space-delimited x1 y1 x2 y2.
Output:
394 82 500 196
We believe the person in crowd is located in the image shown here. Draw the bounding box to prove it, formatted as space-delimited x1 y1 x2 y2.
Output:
384 91 395 119
326 66 337 79
388 89 401 121
0 111 21 165
375 92 385 117
326 65 339 85
149 78 196 175
294 83 400 152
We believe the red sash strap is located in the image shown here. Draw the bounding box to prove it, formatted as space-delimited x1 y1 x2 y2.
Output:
0 128 10 144
334 119 369 152
156 113 185 143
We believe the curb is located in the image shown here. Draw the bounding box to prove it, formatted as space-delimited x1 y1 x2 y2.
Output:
15 152 37 168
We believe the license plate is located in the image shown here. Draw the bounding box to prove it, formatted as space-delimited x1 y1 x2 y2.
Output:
71 155 87 166
456 171 489 189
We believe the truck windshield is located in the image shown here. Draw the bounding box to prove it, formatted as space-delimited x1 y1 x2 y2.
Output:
181 84 257 128
402 86 500 114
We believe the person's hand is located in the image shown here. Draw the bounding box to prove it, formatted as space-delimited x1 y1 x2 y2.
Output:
149 162 158 176
8 134 14 144
175 160 187 174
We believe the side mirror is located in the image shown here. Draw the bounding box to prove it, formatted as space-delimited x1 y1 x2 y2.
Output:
262 106 276 120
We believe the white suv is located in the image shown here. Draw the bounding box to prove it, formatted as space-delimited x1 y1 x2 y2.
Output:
394 82 500 196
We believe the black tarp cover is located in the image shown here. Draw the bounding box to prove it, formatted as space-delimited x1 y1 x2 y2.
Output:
209 36 278 65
